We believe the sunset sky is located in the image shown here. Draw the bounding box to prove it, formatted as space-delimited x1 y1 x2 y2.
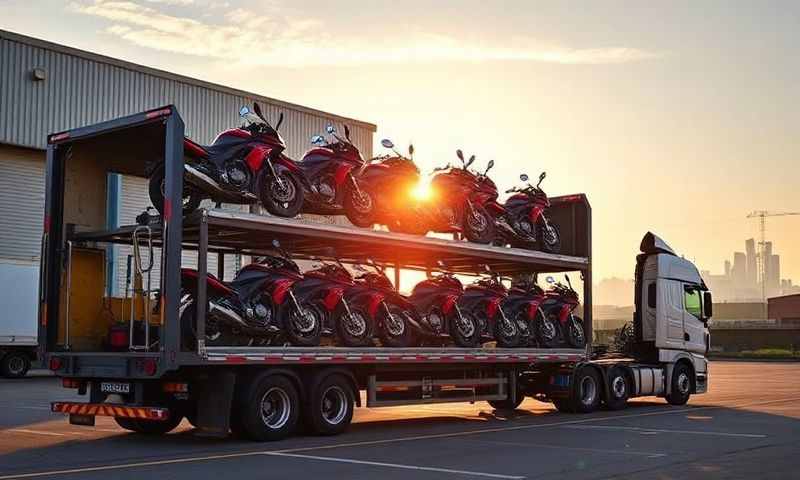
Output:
3 0 799 284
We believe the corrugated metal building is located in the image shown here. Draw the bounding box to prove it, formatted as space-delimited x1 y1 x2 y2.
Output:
0 29 375 322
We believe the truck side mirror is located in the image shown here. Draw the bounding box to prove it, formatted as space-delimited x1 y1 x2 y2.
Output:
703 291 713 319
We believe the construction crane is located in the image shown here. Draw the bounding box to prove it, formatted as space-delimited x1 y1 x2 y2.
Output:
746 210 800 303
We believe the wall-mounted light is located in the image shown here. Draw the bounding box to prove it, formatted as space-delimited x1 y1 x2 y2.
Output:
31 68 46 81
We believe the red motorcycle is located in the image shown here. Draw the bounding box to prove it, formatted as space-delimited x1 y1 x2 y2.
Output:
540 275 586 348
493 173 561 253
149 102 306 218
394 150 496 243
297 124 366 217
343 139 422 229
458 266 522 347
502 275 548 347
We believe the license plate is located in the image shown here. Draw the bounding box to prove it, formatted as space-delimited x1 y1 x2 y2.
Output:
100 382 131 394
553 375 570 387
70 414 95 426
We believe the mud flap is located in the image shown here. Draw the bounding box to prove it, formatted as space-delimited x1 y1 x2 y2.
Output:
194 369 236 438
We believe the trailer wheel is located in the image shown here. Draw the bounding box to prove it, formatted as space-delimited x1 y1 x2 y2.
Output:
604 367 630 410
556 366 601 414
305 373 355 436
115 413 183 435
1 352 31 378
487 395 524 411
238 374 299 441
666 362 692 406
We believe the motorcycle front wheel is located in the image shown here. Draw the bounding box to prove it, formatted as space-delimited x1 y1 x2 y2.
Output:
378 304 415 347
534 311 561 348
537 220 561 254
463 204 495 244
335 305 374 347
494 315 522 348
149 164 203 217
283 301 323 346
565 315 586 348
258 169 303 218
450 310 481 348
343 184 376 228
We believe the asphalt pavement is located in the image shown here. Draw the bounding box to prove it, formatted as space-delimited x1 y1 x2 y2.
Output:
0 361 798 480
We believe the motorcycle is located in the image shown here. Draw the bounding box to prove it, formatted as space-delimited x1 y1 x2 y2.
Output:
494 173 561 253
297 124 367 217
149 102 306 218
350 259 419 347
458 265 522 348
343 139 422 229
393 150 496 243
502 274 549 347
408 261 481 347
540 274 586 348
179 240 303 348
279 251 376 347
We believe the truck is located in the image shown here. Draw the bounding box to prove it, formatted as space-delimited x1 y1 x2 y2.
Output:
0 259 38 377
40 106 712 440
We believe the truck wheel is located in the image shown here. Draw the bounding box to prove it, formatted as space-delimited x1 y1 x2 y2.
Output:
115 413 183 435
305 373 355 436
487 395 524 411
238 374 299 441
566 366 601 413
1 352 31 378
605 367 630 410
666 362 692 406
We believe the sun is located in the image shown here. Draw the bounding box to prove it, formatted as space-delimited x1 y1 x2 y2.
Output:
410 180 433 201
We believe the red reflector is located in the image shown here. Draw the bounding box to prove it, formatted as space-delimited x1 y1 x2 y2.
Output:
62 378 81 389
163 382 189 393
108 328 128 349
142 359 158 376
49 357 62 371
145 107 171 119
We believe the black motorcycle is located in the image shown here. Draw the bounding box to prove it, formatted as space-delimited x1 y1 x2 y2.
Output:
493 172 561 253
459 266 522 348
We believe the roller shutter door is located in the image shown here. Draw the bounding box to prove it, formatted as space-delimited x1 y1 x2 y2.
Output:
0 147 46 261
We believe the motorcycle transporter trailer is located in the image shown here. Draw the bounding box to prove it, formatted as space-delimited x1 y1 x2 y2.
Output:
41 106 710 440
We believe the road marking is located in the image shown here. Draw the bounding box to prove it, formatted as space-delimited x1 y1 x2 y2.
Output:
6 429 68 437
1 396 796 480
459 438 667 458
563 425 767 438
264 452 525 479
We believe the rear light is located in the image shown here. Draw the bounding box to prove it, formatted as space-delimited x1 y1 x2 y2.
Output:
49 357 62 371
108 325 128 350
145 107 171 119
142 359 158 376
162 382 189 393
62 378 81 389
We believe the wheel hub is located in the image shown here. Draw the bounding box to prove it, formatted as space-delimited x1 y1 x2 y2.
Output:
677 372 690 395
271 175 296 204
457 313 476 338
611 376 626 397
344 310 367 337
260 387 291 429
467 209 488 232
321 386 348 425
385 308 406 337
580 376 597 406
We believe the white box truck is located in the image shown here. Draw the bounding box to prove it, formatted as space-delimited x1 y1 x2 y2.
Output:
0 259 39 377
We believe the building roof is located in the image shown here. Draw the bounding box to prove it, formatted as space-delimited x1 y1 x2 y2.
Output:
768 293 800 303
0 29 376 132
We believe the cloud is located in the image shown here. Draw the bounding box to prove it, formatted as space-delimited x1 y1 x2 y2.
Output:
70 1 661 67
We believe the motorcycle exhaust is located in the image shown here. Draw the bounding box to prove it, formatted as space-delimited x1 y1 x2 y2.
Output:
184 164 257 202
208 300 249 329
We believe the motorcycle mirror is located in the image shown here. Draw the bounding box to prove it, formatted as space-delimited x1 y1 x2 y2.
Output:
409 144 414 157
366 258 375 265
539 172 546 182
381 139 395 149
466 155 475 168
272 239 281 248
565 274 572 289
252 102 266 122
275 112 284 130
485 159 495 173
310 135 325 145
484 264 491 272
456 149 464 162
520 173 529 182
546 275 555 284
326 124 335 134
322 246 336 257
239 106 250 117
437 260 446 268
344 125 351 141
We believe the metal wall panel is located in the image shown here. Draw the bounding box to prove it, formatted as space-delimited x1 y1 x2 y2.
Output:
0 146 45 260
0 31 375 160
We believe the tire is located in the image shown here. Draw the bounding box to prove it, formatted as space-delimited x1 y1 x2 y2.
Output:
180 299 245 349
237 374 300 441
304 373 355 436
450 310 481 347
605 367 630 410
258 169 303 218
335 305 374 347
284 302 323 347
1 352 31 378
534 311 561 348
494 315 522 348
570 366 602 413
115 413 183 435
487 395 524 411
537 220 561 254
565 315 587 349
148 164 202 217
343 184 376 228
378 304 415 348
666 362 692 406
463 204 495 244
